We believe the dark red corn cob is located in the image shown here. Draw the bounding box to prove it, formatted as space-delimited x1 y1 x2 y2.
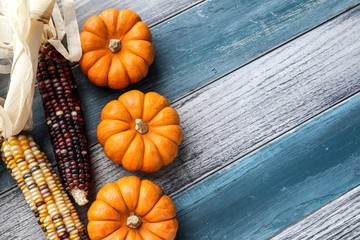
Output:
36 43 92 206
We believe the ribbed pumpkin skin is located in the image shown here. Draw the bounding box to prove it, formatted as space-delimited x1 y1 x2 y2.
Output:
87 176 178 240
79 8 154 89
97 90 182 172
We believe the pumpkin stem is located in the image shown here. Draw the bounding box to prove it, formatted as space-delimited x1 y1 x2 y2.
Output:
135 118 148 134
126 213 142 229
108 39 121 53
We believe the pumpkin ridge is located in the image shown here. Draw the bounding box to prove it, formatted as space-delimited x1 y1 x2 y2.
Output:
114 9 141 39
88 52 112 85
140 91 148 123
100 8 119 39
135 231 144 240
84 29 108 42
134 179 162 217
124 228 130 239
141 225 166 240
117 93 139 121
119 51 148 84
91 220 123 238
103 228 129 240
122 14 141 37
104 119 130 126
139 135 145 170
113 182 130 213
140 194 176 224
148 126 180 146
122 22 152 42
144 133 165 166
110 56 130 88
81 31 108 51
117 176 142 213
150 124 181 145
102 182 130 214
140 135 164 172
147 107 180 126
106 53 114 85
83 15 109 40
142 216 177 224
145 133 179 166
123 40 153 65
104 130 137 165
140 219 178 240
92 199 124 221
122 134 145 171
101 100 132 122
138 228 165 240
81 49 110 74
116 129 137 151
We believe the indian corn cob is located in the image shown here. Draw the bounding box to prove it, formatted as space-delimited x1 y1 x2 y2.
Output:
36 43 92 206
1 134 89 240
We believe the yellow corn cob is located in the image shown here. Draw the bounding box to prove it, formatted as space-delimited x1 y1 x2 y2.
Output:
1 134 89 240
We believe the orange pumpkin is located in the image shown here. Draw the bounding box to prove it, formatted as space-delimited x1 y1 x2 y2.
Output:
97 90 182 172
79 8 154 89
87 176 178 240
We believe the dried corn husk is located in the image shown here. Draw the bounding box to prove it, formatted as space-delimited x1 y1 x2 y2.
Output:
0 0 81 139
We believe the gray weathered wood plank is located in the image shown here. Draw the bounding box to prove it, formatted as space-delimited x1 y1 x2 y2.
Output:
1 0 359 192
87 3 360 198
1 4 360 239
0 0 202 94
174 92 360 239
73 0 203 29
271 185 360 240
0 188 44 240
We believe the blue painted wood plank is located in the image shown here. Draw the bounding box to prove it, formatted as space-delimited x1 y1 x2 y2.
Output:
31 0 360 149
0 0 359 193
174 92 360 239
11 1 356 195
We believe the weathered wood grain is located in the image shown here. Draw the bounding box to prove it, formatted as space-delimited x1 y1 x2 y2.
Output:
0 0 358 192
73 0 204 30
0 0 202 95
174 92 360 239
61 0 360 147
271 185 360 239
77 3 360 198
1 4 360 239
0 188 44 240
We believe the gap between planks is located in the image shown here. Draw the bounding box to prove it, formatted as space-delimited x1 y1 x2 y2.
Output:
271 184 360 240
29 0 360 153
2 0 359 193
74 0 206 30
172 2 360 106
1 3 359 239
72 3 360 198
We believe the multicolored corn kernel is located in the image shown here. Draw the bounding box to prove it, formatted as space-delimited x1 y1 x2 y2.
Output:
37 43 92 206
1 134 89 240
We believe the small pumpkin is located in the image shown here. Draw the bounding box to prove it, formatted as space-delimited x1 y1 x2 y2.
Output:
97 90 182 172
87 176 178 240
80 8 154 89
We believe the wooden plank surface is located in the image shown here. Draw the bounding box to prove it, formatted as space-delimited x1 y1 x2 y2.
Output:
74 0 204 29
31 0 360 151
85 1 360 199
271 185 360 239
58 0 360 146
0 0 358 191
1 3 360 239
174 92 360 239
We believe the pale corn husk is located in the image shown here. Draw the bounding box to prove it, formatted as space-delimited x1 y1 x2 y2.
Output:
0 0 81 139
